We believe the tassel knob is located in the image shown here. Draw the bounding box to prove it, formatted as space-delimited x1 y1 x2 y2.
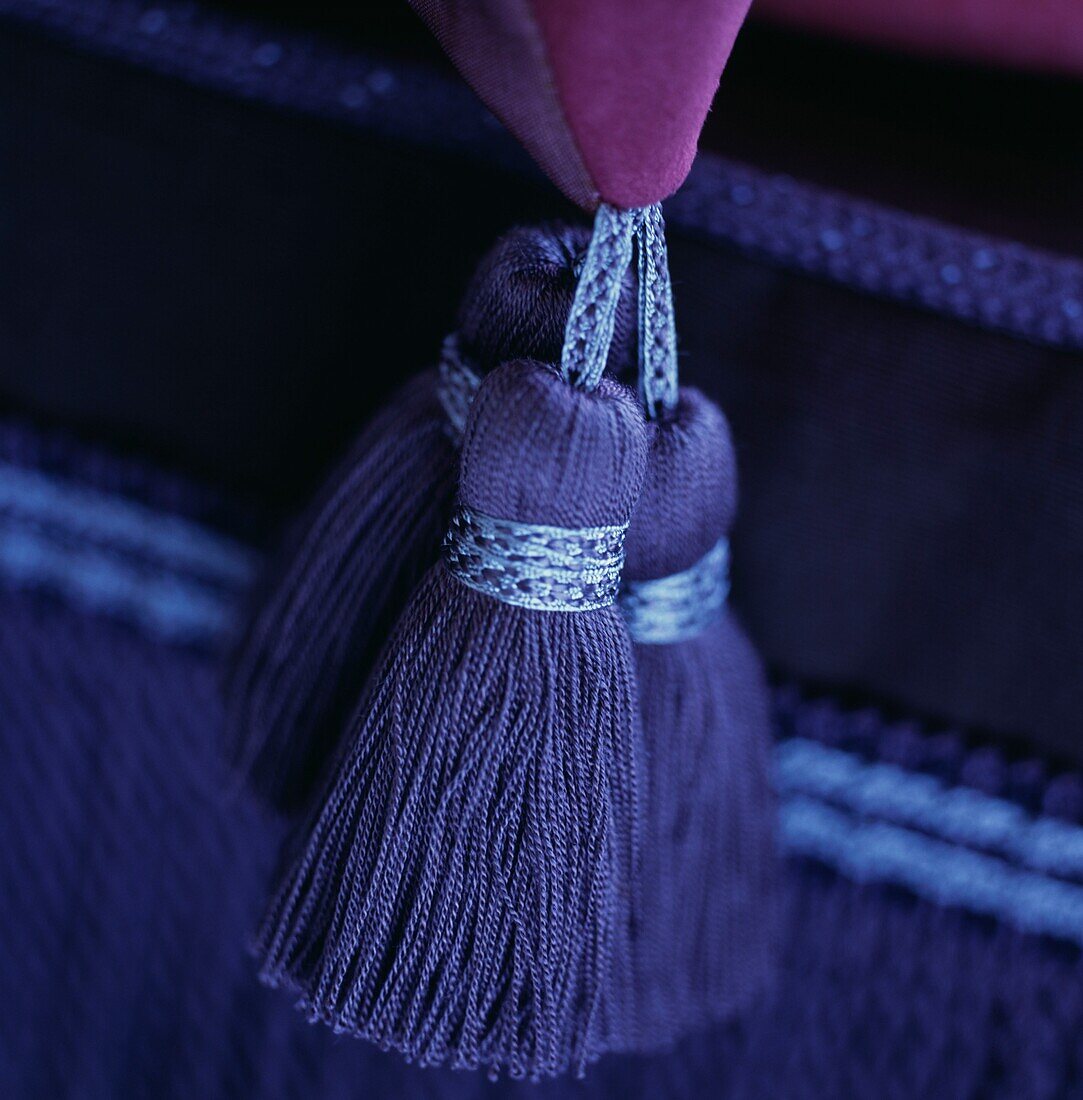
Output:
623 387 737 582
461 360 646 530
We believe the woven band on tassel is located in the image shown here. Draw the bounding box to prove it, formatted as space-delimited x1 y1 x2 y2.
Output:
443 503 628 612
619 537 730 644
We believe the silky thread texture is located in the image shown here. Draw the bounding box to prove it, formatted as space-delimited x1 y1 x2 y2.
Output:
256 360 649 1078
612 386 778 1051
224 369 457 808
224 222 629 811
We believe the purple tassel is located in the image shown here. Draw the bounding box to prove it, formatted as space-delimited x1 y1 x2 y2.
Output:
224 223 633 810
255 359 648 1078
225 371 457 808
614 386 778 1051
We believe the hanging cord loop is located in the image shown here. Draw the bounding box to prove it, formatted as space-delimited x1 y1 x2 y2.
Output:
560 204 640 391
636 204 679 420
560 203 679 418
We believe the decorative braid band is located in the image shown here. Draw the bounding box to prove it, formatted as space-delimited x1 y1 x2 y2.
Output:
619 538 730 644
443 504 628 612
435 333 481 444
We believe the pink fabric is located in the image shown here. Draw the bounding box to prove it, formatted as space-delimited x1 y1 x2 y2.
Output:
758 0 1083 77
410 0 752 209
531 0 752 209
410 0 597 208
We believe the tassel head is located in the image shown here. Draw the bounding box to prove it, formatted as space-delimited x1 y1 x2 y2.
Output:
461 359 647 530
457 224 635 375
624 386 738 582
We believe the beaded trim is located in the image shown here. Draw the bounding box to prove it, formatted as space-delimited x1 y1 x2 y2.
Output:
11 1 1082 351
619 537 729 644
434 334 481 444
442 504 626 612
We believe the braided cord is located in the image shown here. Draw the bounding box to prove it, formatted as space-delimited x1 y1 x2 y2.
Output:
637 204 679 419
444 504 627 612
560 204 641 391
560 202 679 420
620 538 729 644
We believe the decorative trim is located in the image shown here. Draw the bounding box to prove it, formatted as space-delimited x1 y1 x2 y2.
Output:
443 504 627 612
778 738 1083 883
669 158 1083 351
620 537 729 644
0 463 255 584
771 684 1082 823
4 0 1083 351
781 796 1083 946
0 518 237 643
0 461 255 643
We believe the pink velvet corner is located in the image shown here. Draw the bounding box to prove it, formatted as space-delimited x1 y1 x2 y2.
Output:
531 0 753 209
409 0 599 209
759 0 1083 77
410 0 752 210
